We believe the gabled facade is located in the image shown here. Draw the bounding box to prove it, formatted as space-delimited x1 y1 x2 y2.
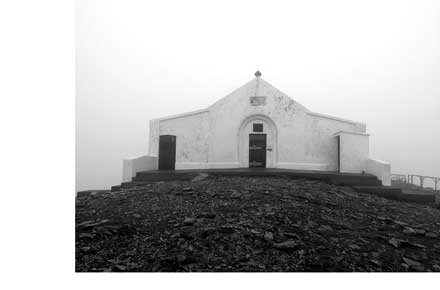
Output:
122 72 391 185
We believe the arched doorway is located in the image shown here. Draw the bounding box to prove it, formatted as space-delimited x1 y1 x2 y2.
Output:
237 115 278 168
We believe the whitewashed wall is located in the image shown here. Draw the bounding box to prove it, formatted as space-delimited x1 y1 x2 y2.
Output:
121 77 395 183
146 77 381 176
122 155 158 182
158 111 210 169
366 159 391 186
336 131 370 173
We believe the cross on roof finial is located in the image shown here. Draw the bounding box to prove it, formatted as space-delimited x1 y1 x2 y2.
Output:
255 70 262 77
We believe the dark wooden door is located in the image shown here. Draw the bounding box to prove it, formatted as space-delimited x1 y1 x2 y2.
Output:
159 135 176 170
249 134 266 168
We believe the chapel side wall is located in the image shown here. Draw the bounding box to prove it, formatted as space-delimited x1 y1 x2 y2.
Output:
208 104 242 166
158 112 210 168
299 115 366 171
148 119 160 156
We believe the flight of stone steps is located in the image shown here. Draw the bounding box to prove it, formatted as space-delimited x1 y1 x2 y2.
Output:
108 168 440 204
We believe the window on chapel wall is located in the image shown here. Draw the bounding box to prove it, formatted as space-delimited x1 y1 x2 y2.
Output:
253 123 263 132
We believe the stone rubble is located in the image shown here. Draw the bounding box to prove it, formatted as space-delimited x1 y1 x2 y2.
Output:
76 176 440 272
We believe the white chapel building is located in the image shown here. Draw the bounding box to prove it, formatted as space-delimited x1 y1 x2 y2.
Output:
122 71 391 185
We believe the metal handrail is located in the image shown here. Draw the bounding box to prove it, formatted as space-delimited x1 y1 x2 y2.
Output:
392 173 440 191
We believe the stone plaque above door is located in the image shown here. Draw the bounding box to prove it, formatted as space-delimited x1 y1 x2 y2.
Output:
250 96 266 106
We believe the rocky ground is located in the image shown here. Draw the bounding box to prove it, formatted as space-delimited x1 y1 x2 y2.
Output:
75 175 440 272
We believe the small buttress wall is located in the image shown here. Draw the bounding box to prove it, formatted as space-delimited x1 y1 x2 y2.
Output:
303 115 366 171
336 131 370 173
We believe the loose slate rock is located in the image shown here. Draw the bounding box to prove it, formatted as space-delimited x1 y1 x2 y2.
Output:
230 190 242 199
264 231 274 242
78 233 95 239
426 232 438 238
177 254 187 263
400 240 426 249
284 232 300 239
388 238 401 248
349 244 361 251
403 227 417 235
197 213 216 219
388 238 425 249
113 265 127 271
191 173 209 183
76 175 440 272
273 240 299 250
402 257 425 271
318 225 333 232
414 228 426 235
183 217 196 225
402 257 422 267
200 227 217 238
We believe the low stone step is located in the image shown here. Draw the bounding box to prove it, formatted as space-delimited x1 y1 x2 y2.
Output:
112 169 384 194
133 169 379 185
352 186 435 204
330 177 382 186
353 185 402 194
134 172 199 182
121 181 152 188
77 189 108 196
111 182 155 191
110 185 121 192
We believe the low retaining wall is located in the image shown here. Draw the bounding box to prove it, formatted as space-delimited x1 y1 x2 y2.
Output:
353 186 435 204
122 155 158 182
366 159 391 186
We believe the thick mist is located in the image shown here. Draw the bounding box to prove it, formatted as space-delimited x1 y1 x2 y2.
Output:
76 0 440 191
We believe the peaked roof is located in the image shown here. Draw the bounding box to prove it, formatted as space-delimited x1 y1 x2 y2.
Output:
156 73 365 127
208 76 310 112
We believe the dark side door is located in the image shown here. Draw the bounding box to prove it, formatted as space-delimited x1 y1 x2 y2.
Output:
249 134 266 168
159 135 176 170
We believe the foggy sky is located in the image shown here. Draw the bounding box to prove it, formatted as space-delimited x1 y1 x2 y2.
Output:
76 0 440 191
